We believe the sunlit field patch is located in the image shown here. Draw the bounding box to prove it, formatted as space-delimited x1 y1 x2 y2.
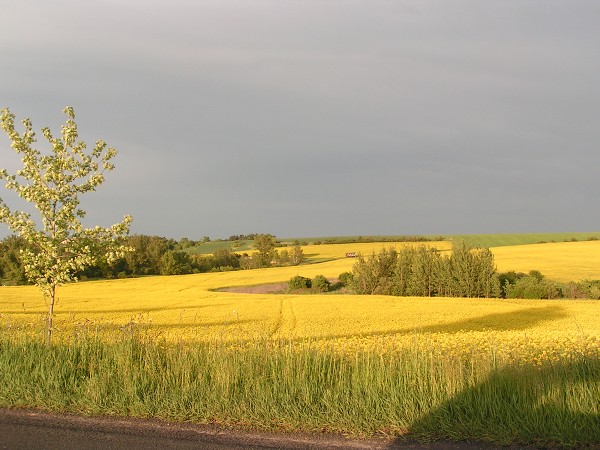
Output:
297 240 452 261
492 240 600 282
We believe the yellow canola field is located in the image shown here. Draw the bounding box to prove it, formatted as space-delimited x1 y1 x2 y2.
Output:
296 241 452 260
1 240 599 364
492 240 600 282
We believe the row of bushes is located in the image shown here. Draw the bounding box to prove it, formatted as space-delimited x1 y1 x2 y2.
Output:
501 271 600 299
288 275 331 293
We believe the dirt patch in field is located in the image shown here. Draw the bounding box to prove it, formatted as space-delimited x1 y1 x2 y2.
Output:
216 279 351 295
216 282 288 294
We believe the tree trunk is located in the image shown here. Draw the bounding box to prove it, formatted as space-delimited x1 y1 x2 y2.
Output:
46 285 56 345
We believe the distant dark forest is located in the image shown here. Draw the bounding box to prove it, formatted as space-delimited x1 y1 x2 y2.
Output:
0 234 307 284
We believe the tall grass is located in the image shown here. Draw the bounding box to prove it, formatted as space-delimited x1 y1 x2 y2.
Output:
1 331 598 447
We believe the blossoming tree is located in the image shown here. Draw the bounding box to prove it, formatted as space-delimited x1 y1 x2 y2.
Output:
0 107 132 343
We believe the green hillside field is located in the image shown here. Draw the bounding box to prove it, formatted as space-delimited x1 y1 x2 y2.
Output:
185 232 600 255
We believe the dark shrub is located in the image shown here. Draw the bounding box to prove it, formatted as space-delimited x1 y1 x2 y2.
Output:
288 275 312 291
312 275 330 292
338 272 354 286
528 270 545 281
498 271 527 298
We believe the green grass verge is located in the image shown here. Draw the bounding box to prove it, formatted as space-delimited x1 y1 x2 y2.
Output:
183 232 600 255
1 332 598 447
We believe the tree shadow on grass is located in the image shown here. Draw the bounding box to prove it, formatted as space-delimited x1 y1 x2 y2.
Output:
387 357 600 448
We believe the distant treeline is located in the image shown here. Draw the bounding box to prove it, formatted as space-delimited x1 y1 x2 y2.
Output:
0 234 303 285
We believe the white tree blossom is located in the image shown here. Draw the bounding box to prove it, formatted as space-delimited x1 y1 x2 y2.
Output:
0 106 132 343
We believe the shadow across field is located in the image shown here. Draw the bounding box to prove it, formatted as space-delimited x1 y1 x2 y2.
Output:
92 319 258 331
197 305 570 351
140 319 258 329
7 305 566 344
1 303 231 316
62 303 230 315
387 357 600 447
398 305 567 334
293 305 567 342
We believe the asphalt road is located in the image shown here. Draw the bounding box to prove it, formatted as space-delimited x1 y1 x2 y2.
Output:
0 409 526 450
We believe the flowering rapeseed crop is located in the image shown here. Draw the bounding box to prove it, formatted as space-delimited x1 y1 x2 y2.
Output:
1 241 599 366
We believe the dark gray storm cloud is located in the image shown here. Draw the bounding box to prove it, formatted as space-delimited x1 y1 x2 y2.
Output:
1 0 599 239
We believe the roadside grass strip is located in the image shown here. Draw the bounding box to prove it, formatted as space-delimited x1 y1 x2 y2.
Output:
0 332 598 447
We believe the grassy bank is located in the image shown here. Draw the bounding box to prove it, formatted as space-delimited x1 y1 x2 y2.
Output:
1 332 598 447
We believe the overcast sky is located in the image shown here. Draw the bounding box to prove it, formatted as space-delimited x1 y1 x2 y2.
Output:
1 1 599 240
